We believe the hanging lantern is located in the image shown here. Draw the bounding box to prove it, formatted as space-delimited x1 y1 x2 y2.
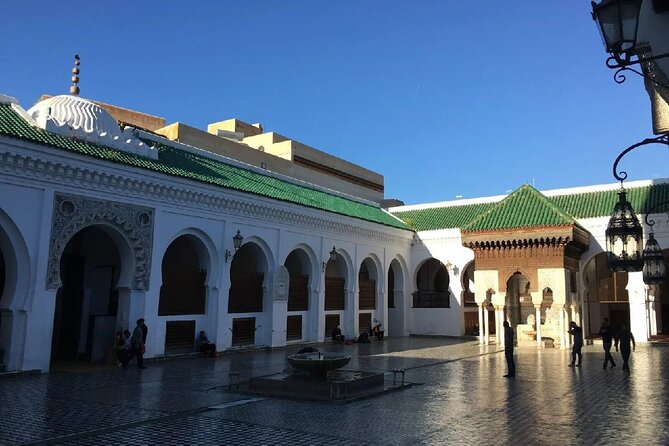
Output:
643 232 667 285
591 0 643 55
606 189 643 272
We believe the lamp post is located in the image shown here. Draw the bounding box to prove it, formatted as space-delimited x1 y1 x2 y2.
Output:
591 0 669 85
606 135 669 280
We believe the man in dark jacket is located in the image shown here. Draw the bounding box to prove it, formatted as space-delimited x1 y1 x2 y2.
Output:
503 320 515 378
615 325 636 373
124 318 147 369
599 318 616 369
568 321 583 367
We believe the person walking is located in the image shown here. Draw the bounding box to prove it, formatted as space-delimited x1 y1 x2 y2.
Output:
599 318 616 369
615 325 636 373
503 320 515 378
124 318 147 369
568 321 583 367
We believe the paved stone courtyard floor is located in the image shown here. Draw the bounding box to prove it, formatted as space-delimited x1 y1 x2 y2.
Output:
2 337 669 445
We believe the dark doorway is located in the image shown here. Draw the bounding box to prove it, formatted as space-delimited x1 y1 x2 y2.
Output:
51 227 121 364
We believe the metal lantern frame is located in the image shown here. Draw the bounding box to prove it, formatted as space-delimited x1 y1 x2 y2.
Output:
606 134 669 279
322 246 337 272
591 0 669 86
606 188 644 272
642 203 668 285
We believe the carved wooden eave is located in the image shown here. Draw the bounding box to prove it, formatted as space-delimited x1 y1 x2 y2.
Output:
462 224 591 260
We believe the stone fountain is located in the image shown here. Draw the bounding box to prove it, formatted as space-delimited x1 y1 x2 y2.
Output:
245 348 408 402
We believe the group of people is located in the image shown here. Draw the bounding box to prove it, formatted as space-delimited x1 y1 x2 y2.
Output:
567 318 635 372
115 321 217 369
115 318 148 370
503 317 637 378
330 323 385 345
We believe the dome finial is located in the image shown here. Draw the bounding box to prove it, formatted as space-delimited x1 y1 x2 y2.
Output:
69 54 80 96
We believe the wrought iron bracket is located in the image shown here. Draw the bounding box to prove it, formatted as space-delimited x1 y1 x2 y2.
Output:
643 200 669 228
613 134 669 183
606 53 669 89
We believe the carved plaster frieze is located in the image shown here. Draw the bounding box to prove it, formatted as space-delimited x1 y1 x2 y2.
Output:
46 193 154 290
537 268 567 303
474 269 498 304
0 147 409 246
273 266 289 301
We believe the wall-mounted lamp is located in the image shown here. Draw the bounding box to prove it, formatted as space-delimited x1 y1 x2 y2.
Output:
591 0 669 86
322 246 337 272
444 261 460 276
411 233 420 247
225 230 245 263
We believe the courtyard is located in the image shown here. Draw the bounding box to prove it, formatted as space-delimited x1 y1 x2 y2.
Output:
2 337 668 445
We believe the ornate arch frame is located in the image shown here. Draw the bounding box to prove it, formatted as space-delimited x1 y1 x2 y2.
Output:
46 194 154 291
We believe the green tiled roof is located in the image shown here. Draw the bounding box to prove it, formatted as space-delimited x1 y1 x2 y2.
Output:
393 202 496 232
552 184 669 218
462 185 578 232
392 183 669 232
0 104 409 230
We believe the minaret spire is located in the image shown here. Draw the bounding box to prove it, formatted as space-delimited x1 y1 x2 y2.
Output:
70 54 80 96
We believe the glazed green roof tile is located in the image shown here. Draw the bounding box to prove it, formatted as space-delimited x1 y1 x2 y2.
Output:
392 183 669 232
462 184 579 232
0 104 409 230
551 183 669 218
393 202 496 232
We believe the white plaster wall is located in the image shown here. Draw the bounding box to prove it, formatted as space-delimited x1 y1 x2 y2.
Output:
639 0 669 75
408 228 474 336
0 134 413 371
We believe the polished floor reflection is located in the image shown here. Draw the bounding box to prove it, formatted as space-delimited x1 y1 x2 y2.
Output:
1 338 667 445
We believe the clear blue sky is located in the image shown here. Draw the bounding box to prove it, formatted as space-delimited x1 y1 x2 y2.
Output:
2 1 667 205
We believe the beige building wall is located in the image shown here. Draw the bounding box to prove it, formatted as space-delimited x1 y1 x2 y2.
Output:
156 121 384 203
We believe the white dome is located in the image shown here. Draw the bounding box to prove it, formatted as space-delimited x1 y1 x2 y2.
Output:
24 95 157 159
28 95 120 136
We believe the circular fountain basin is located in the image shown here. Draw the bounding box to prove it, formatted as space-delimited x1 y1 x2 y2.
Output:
287 352 351 377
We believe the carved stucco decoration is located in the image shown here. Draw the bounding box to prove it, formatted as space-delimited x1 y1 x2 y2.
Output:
537 268 567 304
46 194 154 290
273 265 289 301
474 269 498 304
0 151 408 246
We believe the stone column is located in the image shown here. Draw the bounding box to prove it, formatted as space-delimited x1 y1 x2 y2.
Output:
22 289 58 372
206 286 219 341
307 288 321 342
478 304 485 345
627 271 648 342
647 285 660 337
483 305 490 345
346 289 357 339
558 304 567 349
535 305 542 347
496 305 505 347
116 287 146 336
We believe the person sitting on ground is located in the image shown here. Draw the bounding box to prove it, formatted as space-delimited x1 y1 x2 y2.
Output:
372 323 385 340
357 330 371 343
331 326 345 344
197 330 217 357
